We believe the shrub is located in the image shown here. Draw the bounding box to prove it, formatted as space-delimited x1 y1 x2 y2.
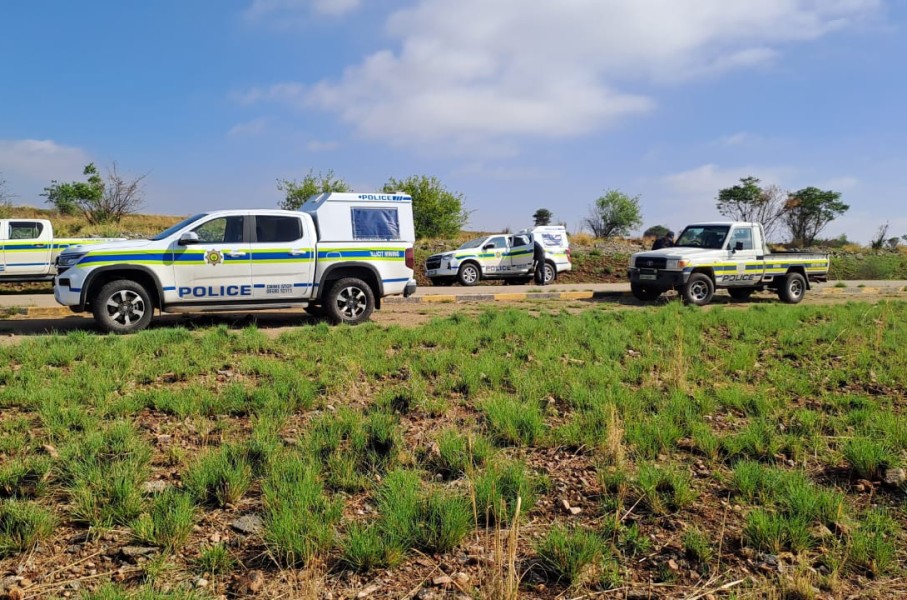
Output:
430 429 493 478
842 438 897 481
416 489 472 553
635 464 696 514
132 489 196 552
535 525 602 585
0 499 56 557
183 445 253 508
474 460 546 525
195 543 235 576
482 396 545 446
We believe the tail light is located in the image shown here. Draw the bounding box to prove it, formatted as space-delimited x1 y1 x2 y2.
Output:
566 247 572 260
405 247 414 270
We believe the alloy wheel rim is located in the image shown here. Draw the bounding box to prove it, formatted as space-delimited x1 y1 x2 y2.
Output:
337 286 367 318
106 290 145 326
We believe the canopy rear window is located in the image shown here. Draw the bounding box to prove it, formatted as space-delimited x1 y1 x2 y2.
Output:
351 208 400 240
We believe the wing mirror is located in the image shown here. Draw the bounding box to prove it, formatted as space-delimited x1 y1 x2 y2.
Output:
179 231 200 246
483 243 494 250
734 241 744 252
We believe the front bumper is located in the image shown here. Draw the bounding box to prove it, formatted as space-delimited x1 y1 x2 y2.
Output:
404 279 417 297
627 268 689 291
53 269 87 310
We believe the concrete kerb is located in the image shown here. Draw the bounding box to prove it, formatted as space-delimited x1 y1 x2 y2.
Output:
4 285 902 319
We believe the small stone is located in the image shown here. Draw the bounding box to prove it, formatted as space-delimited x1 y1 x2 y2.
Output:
560 498 571 511
433 575 453 586
811 524 834 540
853 483 866 493
357 584 379 598
667 559 679 571
230 515 264 535
453 572 469 585
121 546 158 558
248 570 265 594
883 468 906 486
142 480 169 494
568 507 582 515
210 533 221 544
42 444 60 459
195 578 209 589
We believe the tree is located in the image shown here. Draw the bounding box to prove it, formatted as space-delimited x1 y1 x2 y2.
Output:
43 163 146 224
870 223 889 251
783 187 849 247
382 175 469 239
584 189 642 238
278 169 351 210
0 173 12 216
643 225 670 238
716 177 787 240
532 208 553 226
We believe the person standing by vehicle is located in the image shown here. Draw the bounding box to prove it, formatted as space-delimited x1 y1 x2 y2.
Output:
532 235 547 285
652 230 675 251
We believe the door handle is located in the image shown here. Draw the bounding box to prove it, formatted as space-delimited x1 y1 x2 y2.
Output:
289 249 308 256
227 251 247 257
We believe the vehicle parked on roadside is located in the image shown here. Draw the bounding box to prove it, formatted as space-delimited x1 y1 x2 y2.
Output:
425 225 571 286
627 221 829 305
0 219 123 282
53 193 417 333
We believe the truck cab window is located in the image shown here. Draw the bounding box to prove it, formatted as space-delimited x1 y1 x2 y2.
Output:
485 236 507 249
9 222 43 240
255 216 302 243
194 216 244 243
731 228 754 250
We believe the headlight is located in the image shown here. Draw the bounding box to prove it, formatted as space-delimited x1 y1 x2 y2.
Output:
57 252 87 268
666 259 689 270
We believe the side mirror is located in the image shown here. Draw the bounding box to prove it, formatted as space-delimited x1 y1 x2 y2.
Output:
179 231 200 246
734 241 744 251
482 243 494 250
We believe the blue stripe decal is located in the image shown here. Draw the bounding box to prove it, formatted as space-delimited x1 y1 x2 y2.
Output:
7 262 50 267
382 277 410 283
71 287 82 292
293 283 314 287
162 286 176 291
317 250 404 258
253 284 266 289
251 252 313 260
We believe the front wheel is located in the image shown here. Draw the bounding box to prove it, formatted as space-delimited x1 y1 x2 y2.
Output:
325 278 375 324
682 273 714 306
778 272 806 304
631 283 661 301
92 279 154 334
457 263 481 286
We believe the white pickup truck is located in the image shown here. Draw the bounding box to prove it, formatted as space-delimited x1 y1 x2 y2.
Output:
53 193 417 333
628 221 829 305
0 219 122 282
424 226 571 286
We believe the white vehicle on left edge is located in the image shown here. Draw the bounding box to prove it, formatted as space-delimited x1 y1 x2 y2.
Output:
424 226 571 286
53 193 417 333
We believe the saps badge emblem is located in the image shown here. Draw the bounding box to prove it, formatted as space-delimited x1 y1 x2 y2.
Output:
204 249 224 266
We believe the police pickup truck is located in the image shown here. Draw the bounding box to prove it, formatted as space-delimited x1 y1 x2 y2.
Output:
628 221 829 306
425 226 571 286
53 192 417 333
0 218 122 282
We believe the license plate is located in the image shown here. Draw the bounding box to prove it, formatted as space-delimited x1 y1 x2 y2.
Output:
639 274 657 280
427 269 438 276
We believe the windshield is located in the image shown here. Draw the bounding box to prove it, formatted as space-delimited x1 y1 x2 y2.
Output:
675 225 730 250
150 214 208 241
457 237 488 250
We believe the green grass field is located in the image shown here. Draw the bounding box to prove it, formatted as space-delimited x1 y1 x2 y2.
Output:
0 301 905 598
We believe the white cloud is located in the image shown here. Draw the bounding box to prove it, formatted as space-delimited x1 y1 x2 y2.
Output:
306 139 340 152
0 139 90 183
227 117 271 137
244 0 360 20
240 0 880 155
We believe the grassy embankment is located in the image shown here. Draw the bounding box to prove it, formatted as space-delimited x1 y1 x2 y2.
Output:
1 301 906 598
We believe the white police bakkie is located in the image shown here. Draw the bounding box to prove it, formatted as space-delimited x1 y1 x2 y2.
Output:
53 192 417 333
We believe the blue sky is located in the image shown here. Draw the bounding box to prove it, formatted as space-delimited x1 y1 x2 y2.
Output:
1 0 905 242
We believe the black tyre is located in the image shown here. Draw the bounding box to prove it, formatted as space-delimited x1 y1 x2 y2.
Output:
682 273 714 306
457 263 481 286
542 261 557 285
728 287 756 301
778 272 806 304
631 283 662 301
92 279 154 334
324 277 375 324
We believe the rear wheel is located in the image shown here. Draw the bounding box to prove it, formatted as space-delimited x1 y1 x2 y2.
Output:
631 283 662 301
324 277 375 324
682 273 714 306
728 287 756 301
92 279 154 334
457 263 481 286
542 262 556 285
778 272 806 304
